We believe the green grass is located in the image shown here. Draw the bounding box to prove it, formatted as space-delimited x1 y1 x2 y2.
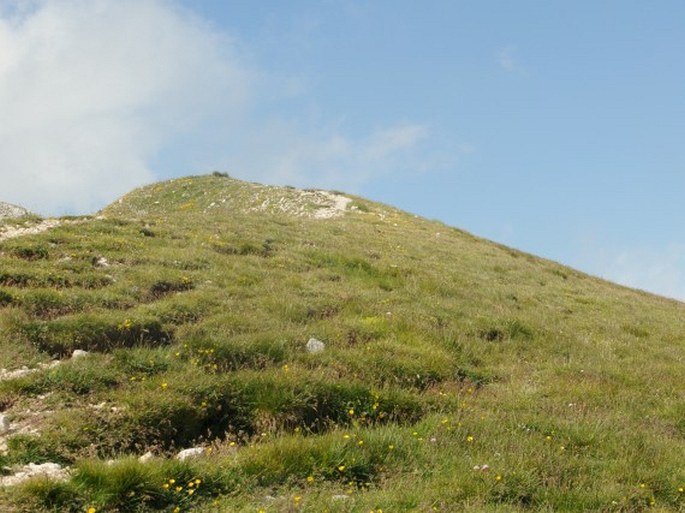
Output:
0 174 684 512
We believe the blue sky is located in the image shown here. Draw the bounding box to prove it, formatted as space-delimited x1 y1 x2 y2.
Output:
1 1 685 299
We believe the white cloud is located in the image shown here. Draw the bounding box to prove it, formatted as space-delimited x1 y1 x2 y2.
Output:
589 244 685 301
0 0 444 215
0 0 250 214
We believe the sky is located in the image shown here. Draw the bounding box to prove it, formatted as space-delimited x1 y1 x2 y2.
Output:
1 1 685 300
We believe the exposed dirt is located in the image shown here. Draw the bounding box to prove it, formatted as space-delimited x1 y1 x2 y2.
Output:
248 189 353 219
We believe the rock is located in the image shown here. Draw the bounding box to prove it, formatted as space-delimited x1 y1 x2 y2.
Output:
306 338 325 354
71 350 89 359
176 447 205 461
0 202 29 220
332 494 350 501
0 415 9 433
0 462 69 487
138 451 154 463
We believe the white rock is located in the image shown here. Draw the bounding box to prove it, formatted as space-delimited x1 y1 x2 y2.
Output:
71 350 89 359
332 494 350 501
0 415 10 433
176 447 205 461
0 463 69 487
138 451 154 463
306 338 325 354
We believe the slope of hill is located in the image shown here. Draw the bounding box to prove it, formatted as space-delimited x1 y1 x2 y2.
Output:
0 174 683 512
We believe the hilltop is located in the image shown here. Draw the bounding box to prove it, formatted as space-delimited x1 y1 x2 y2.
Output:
0 174 683 512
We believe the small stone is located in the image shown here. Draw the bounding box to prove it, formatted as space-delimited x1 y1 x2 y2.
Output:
176 447 205 461
332 494 349 501
138 451 154 463
306 338 325 354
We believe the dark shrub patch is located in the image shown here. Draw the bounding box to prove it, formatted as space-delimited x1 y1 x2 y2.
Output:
148 278 194 299
0 289 14 306
479 319 534 342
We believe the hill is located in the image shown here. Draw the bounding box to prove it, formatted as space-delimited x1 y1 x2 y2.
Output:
0 174 683 512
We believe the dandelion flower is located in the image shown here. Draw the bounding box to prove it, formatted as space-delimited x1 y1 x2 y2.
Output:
307 476 314 483
338 465 346 472
87 508 97 513
466 436 474 443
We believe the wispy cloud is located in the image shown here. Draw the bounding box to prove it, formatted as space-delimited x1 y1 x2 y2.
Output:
0 0 447 215
588 243 685 301
220 119 429 191
497 45 523 73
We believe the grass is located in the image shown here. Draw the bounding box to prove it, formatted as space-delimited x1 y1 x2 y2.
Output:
0 174 683 511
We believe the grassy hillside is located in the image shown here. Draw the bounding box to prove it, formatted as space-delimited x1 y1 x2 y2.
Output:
0 174 683 512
